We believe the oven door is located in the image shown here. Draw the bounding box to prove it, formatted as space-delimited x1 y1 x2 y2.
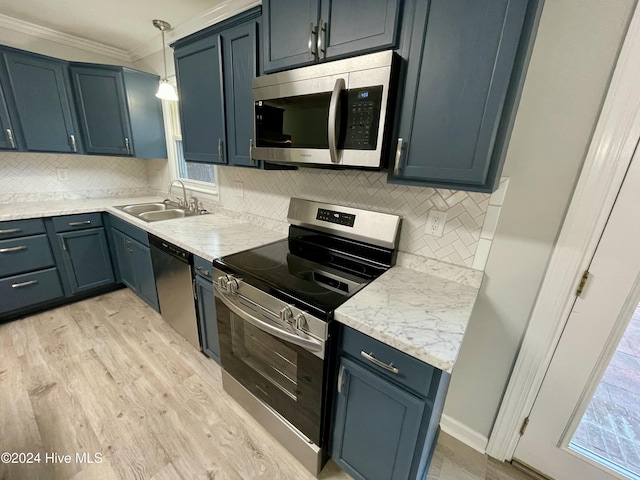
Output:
215 289 325 445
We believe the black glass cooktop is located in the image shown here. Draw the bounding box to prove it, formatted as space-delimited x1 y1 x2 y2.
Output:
213 227 393 317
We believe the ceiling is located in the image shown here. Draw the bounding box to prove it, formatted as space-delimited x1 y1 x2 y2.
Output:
0 0 237 58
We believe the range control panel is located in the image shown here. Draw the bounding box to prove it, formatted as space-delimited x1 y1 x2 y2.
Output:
316 208 356 227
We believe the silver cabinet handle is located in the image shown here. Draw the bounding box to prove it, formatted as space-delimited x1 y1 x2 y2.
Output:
328 78 345 164
12 279 38 288
60 237 67 251
68 220 91 226
337 364 345 393
196 266 210 277
218 138 224 162
317 19 326 60
70 134 77 152
192 278 198 300
6 128 15 149
0 245 26 253
249 138 254 165
0 228 21 234
361 351 399 374
393 138 404 176
308 22 317 59
125 137 131 155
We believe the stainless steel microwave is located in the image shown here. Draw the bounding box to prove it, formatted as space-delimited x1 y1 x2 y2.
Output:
252 51 398 168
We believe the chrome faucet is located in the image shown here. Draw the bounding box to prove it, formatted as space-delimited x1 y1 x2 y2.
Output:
168 179 188 207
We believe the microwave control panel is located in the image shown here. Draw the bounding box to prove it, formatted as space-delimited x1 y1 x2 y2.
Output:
342 86 383 150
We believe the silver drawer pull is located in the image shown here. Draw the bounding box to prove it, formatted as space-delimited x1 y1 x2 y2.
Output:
0 228 21 234
196 267 210 276
361 351 399 374
12 280 38 288
69 221 91 226
0 245 27 253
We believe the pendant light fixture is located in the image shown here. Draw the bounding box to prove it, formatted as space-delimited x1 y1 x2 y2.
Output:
153 19 179 102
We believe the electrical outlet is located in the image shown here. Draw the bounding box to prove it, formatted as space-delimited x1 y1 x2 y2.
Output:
233 180 244 198
425 210 447 237
56 168 69 182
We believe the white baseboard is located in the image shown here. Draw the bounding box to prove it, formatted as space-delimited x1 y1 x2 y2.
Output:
440 414 488 454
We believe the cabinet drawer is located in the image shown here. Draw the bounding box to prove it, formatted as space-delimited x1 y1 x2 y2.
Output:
193 255 213 280
109 214 149 246
341 327 434 398
0 218 46 239
0 234 55 277
0 267 64 315
52 213 103 232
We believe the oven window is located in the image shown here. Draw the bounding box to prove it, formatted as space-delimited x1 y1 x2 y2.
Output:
230 313 299 400
255 93 330 149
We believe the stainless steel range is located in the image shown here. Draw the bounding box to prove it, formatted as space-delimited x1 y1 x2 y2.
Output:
213 198 401 475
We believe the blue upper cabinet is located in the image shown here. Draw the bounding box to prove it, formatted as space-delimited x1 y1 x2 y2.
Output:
2 51 82 153
263 0 320 73
222 21 259 168
70 64 167 159
389 0 533 192
263 0 401 73
174 35 226 164
0 80 18 150
70 65 132 156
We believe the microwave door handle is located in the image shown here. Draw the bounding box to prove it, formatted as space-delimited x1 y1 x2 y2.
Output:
214 285 323 352
328 77 345 164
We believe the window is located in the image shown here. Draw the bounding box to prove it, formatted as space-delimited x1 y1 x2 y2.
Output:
163 97 217 193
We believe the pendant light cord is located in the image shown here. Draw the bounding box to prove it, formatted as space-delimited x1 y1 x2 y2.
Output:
161 29 168 82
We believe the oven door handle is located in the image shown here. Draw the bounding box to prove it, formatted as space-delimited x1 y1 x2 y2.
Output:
215 287 323 352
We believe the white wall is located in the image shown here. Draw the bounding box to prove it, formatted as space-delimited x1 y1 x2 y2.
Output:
442 0 637 444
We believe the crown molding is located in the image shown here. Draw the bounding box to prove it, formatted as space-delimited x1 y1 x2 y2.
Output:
0 13 131 63
128 0 261 62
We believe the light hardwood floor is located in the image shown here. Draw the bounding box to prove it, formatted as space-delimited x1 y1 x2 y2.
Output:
0 289 536 480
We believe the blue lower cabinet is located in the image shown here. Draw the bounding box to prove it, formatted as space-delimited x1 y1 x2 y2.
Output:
110 223 159 312
332 356 425 480
130 239 159 312
0 267 64 315
57 227 115 294
195 272 220 362
0 234 55 277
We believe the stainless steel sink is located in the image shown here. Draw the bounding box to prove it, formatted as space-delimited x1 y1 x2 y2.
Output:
138 209 190 222
115 201 204 222
121 203 168 215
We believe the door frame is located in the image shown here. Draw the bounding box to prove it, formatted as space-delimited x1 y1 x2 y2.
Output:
486 1 640 461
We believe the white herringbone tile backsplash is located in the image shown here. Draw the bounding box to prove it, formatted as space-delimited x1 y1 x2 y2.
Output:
0 151 153 201
218 166 500 269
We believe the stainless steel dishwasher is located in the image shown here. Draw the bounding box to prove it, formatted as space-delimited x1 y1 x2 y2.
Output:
149 234 200 349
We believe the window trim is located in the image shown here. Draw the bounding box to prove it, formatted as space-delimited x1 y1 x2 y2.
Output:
161 96 219 199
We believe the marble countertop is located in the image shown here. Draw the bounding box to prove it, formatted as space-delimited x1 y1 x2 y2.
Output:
0 197 482 372
335 266 480 373
0 197 286 261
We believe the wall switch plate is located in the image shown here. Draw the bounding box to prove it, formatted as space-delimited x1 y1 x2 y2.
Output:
56 168 69 182
425 210 447 237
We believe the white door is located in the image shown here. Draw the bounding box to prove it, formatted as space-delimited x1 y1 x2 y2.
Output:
512 139 640 480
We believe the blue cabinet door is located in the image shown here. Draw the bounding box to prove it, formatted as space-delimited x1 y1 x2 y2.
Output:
58 228 115 294
222 21 259 168
70 65 133 156
389 0 529 192
3 52 80 153
195 274 220 362
331 356 425 480
174 36 226 164
130 239 159 312
111 228 136 290
263 0 319 73
0 80 17 150
319 0 401 61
